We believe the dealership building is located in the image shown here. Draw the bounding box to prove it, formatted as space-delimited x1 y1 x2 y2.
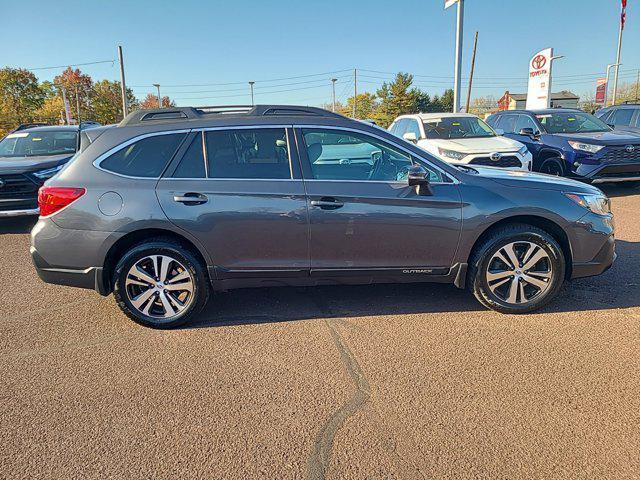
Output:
497 90 579 110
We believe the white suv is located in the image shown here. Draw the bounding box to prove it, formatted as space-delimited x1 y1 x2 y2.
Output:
389 113 532 171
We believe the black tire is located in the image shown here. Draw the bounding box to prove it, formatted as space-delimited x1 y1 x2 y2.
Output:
113 239 210 328
536 156 565 176
467 224 565 314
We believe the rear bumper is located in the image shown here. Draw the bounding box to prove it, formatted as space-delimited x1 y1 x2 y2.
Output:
30 245 106 292
0 207 39 217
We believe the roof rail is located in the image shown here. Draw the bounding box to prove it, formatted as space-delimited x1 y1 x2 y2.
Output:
118 104 345 127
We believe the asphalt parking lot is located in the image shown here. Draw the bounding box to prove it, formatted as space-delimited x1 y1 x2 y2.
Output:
1 185 639 479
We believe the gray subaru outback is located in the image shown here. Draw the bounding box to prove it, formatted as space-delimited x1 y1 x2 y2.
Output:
30 105 615 328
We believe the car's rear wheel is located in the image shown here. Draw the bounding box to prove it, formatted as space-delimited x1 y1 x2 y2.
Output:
113 240 209 328
537 157 565 176
468 224 565 314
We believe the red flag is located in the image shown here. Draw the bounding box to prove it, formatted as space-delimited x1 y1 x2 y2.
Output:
621 0 627 30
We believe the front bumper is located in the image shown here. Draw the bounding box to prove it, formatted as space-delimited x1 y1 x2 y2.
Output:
572 146 640 183
569 212 616 279
449 151 531 171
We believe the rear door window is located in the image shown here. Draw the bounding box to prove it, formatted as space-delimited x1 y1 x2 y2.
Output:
610 108 635 126
100 133 186 177
205 128 291 179
172 133 206 178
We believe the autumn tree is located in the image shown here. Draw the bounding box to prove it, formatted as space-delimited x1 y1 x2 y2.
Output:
53 67 94 123
140 93 176 109
338 93 378 119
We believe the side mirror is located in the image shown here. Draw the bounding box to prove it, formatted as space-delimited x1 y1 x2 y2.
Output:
493 128 504 135
519 127 540 138
403 132 418 143
407 164 433 195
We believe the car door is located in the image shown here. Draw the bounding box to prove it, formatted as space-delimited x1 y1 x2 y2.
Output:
295 126 463 276
156 127 309 279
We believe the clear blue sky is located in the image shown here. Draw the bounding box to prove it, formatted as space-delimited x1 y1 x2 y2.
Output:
2 0 638 106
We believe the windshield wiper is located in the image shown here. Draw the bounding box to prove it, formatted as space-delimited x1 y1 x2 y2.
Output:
455 165 479 174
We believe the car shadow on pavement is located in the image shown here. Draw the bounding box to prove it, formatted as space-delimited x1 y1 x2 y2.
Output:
189 238 640 329
0 217 37 235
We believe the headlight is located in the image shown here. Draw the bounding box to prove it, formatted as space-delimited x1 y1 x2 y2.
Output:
564 193 611 215
568 141 604 154
438 148 466 160
32 164 64 180
517 145 528 156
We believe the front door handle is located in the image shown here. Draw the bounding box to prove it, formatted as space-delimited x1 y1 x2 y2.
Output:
173 192 208 205
311 197 344 210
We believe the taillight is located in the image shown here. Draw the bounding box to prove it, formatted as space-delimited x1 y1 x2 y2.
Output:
38 187 86 217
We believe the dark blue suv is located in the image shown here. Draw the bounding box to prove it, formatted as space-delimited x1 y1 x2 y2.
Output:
486 109 640 186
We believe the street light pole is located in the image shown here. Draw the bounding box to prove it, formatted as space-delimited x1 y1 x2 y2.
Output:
453 0 464 113
331 78 337 112
605 63 621 106
249 81 255 106
153 84 161 108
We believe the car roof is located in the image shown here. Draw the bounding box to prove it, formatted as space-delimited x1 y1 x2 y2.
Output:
399 112 479 121
19 125 80 133
495 108 583 115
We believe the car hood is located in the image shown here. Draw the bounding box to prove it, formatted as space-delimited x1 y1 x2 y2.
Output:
467 166 602 194
428 135 522 154
0 153 73 174
552 130 640 145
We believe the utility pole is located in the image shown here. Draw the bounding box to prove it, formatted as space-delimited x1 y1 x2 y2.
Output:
60 86 72 125
465 31 478 113
153 84 161 108
353 69 357 118
249 81 255 106
118 45 129 118
612 1 625 105
331 78 337 112
75 86 81 124
453 0 464 112
604 63 621 106
635 69 639 102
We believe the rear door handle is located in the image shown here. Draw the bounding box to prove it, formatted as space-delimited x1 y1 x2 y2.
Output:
310 197 344 210
173 192 208 205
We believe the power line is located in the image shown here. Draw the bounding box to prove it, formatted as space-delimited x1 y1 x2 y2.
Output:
131 69 352 88
23 60 115 71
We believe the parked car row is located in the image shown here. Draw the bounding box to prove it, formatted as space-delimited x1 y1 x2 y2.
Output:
25 105 615 327
387 108 640 187
0 123 104 217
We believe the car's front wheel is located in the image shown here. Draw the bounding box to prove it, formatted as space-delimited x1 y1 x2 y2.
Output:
113 240 210 328
468 224 565 314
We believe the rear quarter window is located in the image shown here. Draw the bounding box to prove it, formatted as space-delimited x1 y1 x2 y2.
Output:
99 133 186 177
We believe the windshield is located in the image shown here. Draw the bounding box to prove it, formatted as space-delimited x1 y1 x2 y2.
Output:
0 130 78 157
422 116 495 140
535 112 611 134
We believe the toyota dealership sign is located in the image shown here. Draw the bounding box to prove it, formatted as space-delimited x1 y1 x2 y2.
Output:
526 48 553 109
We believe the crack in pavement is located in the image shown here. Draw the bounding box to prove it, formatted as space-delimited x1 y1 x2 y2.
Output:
307 292 371 480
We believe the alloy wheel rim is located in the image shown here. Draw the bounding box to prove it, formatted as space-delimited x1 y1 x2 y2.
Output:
125 255 194 320
541 160 562 176
486 241 553 305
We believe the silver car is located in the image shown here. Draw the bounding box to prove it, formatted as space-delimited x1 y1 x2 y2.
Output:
30 105 615 328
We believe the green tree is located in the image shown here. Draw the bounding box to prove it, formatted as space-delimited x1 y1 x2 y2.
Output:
373 72 423 127
92 80 137 124
0 67 45 135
